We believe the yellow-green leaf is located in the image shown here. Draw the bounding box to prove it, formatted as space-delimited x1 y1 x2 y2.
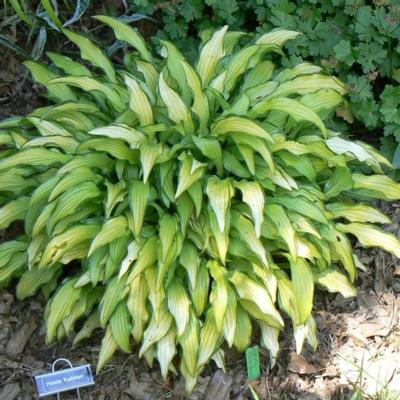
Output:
94 15 153 63
250 97 326 134
167 280 189 337
127 236 158 282
89 124 145 148
157 328 176 379
235 180 264 237
290 258 314 325
230 271 284 328
265 203 297 259
159 71 193 133
231 212 268 267
110 302 132 353
337 222 400 258
140 143 162 183
327 203 390 224
62 29 116 83
352 174 400 200
317 269 357 298
128 179 149 237
124 74 153 126
176 154 206 198
89 216 128 256
256 29 300 46
209 261 228 332
325 166 353 199
197 26 228 86
0 197 29 230
206 177 234 233
197 311 220 369
212 116 274 144
233 304 251 351
97 325 118 373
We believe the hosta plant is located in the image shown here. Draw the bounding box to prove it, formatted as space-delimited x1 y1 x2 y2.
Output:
1 20 400 392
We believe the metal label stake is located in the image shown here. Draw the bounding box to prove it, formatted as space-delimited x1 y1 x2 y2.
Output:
35 358 95 398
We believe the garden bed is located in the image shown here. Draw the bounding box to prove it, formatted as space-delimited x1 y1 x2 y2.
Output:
1 16 400 399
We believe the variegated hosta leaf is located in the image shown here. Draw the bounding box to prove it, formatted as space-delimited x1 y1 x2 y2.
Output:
337 223 400 258
110 302 132 353
250 97 327 134
235 180 264 238
167 279 190 337
94 15 153 63
230 271 284 328
324 166 353 199
316 269 357 298
211 116 274 143
208 261 228 332
327 203 391 224
176 154 206 198
265 203 296 259
197 311 221 370
1 20 399 394
290 258 314 325
159 71 193 133
197 26 228 86
88 216 128 256
124 75 154 126
259 322 280 367
62 29 116 83
97 325 118 374
256 29 301 46
206 177 234 233
45 277 81 342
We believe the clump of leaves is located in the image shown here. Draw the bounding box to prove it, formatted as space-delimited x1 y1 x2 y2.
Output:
129 0 400 160
1 20 400 392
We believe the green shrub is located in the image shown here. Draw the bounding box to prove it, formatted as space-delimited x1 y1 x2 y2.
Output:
1 20 400 391
130 0 400 159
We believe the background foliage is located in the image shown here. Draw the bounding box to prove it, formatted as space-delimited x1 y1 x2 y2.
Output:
130 0 400 160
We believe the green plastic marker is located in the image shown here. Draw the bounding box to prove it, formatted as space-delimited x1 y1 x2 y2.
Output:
246 345 261 380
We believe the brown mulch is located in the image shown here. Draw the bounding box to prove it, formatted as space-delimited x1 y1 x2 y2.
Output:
0 48 42 119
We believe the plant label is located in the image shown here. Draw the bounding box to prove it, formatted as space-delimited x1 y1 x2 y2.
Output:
35 364 94 397
246 345 261 380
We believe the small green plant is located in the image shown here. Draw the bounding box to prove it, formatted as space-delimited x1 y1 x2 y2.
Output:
1 21 400 392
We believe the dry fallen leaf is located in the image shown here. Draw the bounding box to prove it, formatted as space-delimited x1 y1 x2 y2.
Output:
0 383 20 400
6 319 37 358
323 365 338 377
0 292 14 315
314 377 338 398
359 322 391 338
288 353 317 375
357 291 380 309
204 370 233 400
